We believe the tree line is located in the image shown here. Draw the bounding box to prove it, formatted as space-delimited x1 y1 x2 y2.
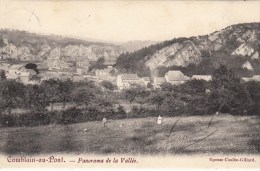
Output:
0 65 259 127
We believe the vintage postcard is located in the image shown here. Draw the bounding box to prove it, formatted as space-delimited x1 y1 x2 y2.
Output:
0 0 259 169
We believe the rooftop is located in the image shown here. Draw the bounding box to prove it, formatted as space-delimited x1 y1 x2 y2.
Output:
121 74 139 80
154 77 166 84
252 75 260 80
97 75 116 82
165 70 186 81
191 75 212 81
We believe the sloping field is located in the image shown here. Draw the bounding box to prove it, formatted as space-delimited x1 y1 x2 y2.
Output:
0 115 259 155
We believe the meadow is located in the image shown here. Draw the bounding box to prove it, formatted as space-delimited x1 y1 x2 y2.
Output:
0 114 259 155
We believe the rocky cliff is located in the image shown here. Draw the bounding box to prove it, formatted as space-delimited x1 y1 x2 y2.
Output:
116 23 260 77
0 30 124 68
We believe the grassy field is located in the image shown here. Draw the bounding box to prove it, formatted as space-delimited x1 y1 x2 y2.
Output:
0 114 259 155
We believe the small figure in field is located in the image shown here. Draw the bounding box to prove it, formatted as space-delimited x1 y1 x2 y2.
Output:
83 128 88 132
215 111 219 116
157 115 162 125
102 117 108 128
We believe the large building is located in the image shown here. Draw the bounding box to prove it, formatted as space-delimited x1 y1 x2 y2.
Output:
164 70 190 85
116 74 144 90
5 64 38 84
243 75 260 82
191 75 212 81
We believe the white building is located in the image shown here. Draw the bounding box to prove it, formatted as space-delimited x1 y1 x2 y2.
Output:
191 75 212 81
116 74 144 90
164 70 190 85
6 64 25 78
242 75 260 82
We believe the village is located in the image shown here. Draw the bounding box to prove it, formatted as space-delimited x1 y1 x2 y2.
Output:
1 58 260 90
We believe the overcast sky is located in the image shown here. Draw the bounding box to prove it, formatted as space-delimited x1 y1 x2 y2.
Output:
0 0 259 42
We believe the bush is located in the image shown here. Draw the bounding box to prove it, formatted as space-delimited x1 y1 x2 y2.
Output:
0 114 15 127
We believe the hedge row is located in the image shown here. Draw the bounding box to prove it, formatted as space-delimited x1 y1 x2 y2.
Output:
0 107 127 127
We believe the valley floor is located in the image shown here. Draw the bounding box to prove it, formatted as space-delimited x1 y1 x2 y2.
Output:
0 115 259 155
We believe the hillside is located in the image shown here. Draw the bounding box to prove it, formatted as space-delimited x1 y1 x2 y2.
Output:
116 23 260 77
0 29 124 66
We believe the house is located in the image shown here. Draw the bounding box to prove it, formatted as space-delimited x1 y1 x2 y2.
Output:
47 59 70 70
242 77 251 82
251 75 260 82
8 64 24 76
97 75 116 84
6 65 38 84
164 70 190 85
6 64 25 79
153 77 166 89
37 63 49 71
116 74 143 90
191 75 212 81
242 75 260 82
95 66 114 76
59 72 73 80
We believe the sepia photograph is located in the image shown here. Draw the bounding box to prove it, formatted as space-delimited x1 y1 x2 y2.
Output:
0 0 259 169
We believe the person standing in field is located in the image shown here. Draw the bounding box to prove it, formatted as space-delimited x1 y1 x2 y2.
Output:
157 115 162 125
102 117 108 127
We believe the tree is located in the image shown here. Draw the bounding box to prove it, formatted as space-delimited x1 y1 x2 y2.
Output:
93 92 118 113
24 84 48 111
109 69 117 76
58 79 74 108
0 70 6 80
123 84 147 107
245 81 260 115
88 57 106 71
72 87 97 109
25 63 39 74
160 82 174 91
0 80 25 115
135 96 147 109
209 65 252 114
41 79 60 111
212 65 240 88
100 80 116 91
146 91 168 112
182 79 208 94
161 95 187 115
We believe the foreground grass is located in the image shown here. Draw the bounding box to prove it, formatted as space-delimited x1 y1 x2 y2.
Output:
0 115 259 155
